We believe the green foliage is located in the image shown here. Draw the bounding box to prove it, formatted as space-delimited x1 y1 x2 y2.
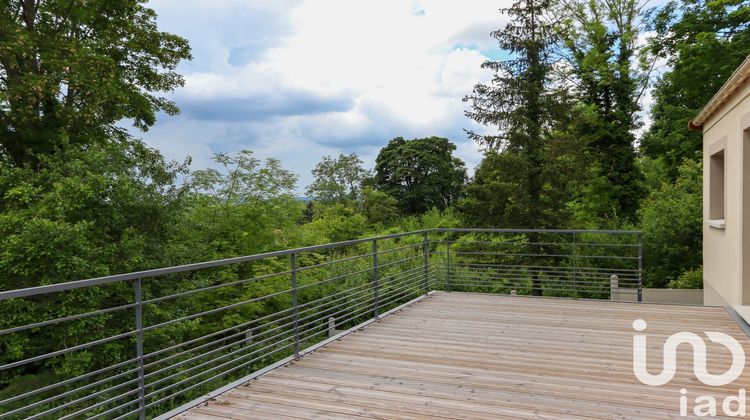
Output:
358 187 400 226
0 138 188 382
306 153 370 203
668 266 703 289
302 203 367 244
0 139 187 289
642 0 750 176
0 0 191 166
188 150 301 258
373 137 466 214
639 159 702 287
464 0 577 233
560 0 645 222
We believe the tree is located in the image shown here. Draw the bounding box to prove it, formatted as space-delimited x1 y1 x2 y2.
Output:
189 150 300 258
306 153 370 203
641 0 750 177
639 158 702 288
560 0 646 222
358 187 400 226
0 139 189 380
373 137 466 214
0 0 191 166
463 0 569 229
301 203 367 244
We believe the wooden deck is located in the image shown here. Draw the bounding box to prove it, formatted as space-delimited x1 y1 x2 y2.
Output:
176 292 750 419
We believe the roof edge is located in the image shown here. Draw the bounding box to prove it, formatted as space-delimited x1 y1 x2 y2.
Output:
689 54 750 131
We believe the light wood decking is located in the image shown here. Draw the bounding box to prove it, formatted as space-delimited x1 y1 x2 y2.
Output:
176 292 750 419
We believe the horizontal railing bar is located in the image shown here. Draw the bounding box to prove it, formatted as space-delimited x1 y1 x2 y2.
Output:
143 275 425 396
145 312 299 370
439 262 639 273
448 282 637 294
59 387 141 420
446 274 638 287
448 276 640 289
145 327 291 382
86 396 140 420
143 286 294 332
1 365 140 418
145 330 295 391
373 242 424 254
23 371 141 420
446 272 640 285
144 336 296 402
143 275 402 380
112 406 143 420
149 289 428 417
0 330 136 371
439 240 640 248
456 276 637 290
0 302 137 336
143 303 299 361
296 251 373 273
439 228 641 235
0 356 138 406
447 267 640 280
296 267 373 291
147 281 391 388
143 269 415 366
375 254 423 269
447 268 639 280
321 284 424 337
143 269 293 305
144 339 296 410
0 230 433 300
300 277 419 338
450 251 639 260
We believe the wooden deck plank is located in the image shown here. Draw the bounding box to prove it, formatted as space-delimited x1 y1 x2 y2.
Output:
176 292 750 419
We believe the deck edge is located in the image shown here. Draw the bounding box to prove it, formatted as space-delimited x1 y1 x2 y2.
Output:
155 291 434 420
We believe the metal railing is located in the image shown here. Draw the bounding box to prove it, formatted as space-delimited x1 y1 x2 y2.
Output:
0 228 641 419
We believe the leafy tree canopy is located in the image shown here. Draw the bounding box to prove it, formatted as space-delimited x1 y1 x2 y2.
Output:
373 137 466 214
188 150 300 257
306 153 370 204
641 0 750 176
639 158 702 288
559 0 646 222
0 0 191 166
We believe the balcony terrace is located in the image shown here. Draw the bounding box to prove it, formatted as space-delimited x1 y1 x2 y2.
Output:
0 229 746 419
177 292 749 419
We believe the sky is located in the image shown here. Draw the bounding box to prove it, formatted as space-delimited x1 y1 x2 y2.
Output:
141 0 669 194
141 0 508 194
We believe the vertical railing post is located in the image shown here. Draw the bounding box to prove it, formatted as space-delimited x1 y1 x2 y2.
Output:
372 239 379 319
134 278 145 420
291 253 300 358
446 240 452 291
572 232 578 299
637 232 643 303
423 232 429 296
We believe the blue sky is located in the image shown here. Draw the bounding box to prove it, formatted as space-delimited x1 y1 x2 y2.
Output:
140 0 511 193
140 0 668 193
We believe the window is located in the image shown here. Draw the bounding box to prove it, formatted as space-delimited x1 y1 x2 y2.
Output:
710 148 725 226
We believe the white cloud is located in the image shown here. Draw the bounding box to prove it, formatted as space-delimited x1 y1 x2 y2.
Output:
143 0 508 192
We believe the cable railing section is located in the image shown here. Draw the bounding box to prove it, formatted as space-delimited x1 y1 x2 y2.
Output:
431 228 643 301
0 228 640 419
